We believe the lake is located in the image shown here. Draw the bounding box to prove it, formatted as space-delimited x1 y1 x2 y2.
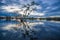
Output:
0 19 60 40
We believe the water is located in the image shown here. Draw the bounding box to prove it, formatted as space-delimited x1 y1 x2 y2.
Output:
0 20 60 40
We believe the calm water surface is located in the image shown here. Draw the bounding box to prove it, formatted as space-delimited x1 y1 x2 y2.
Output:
0 20 60 40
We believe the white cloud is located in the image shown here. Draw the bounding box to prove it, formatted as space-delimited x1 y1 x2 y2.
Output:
30 11 45 16
1 0 44 17
1 24 19 31
1 5 21 12
1 5 44 16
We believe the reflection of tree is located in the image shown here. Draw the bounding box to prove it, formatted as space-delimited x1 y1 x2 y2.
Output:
14 19 38 40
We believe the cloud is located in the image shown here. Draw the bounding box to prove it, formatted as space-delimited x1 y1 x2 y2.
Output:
1 24 20 31
30 11 45 16
41 0 58 5
1 5 21 12
0 0 60 17
1 2 44 17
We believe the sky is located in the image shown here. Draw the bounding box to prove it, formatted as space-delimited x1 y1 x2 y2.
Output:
0 0 60 17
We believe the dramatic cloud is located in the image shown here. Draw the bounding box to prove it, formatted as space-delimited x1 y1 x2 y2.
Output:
1 3 44 17
0 0 60 17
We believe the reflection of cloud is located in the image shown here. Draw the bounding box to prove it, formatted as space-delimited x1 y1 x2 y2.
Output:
2 32 7 37
1 24 19 31
50 21 60 23
27 22 44 31
28 22 44 27
1 21 44 31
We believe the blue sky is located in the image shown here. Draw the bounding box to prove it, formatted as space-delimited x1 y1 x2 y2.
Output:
0 0 60 17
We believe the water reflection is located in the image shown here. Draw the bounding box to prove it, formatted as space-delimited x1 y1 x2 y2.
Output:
0 19 60 40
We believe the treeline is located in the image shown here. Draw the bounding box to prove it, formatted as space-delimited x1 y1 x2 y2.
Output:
0 16 60 21
46 17 60 21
